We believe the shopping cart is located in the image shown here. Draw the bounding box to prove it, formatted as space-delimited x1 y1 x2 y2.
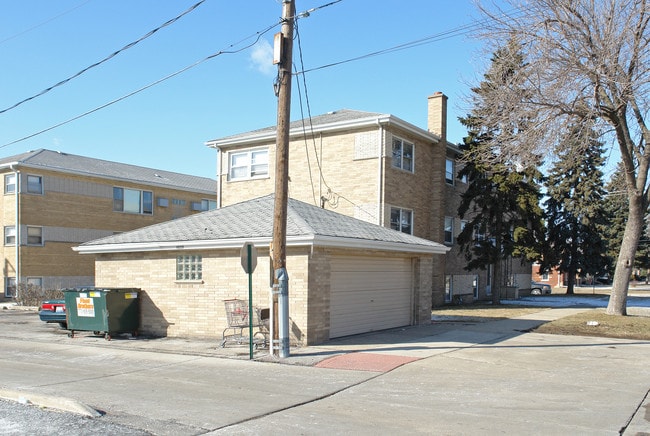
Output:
220 299 269 348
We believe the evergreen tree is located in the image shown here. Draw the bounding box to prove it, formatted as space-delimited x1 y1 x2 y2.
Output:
541 123 609 294
602 164 650 281
457 38 545 305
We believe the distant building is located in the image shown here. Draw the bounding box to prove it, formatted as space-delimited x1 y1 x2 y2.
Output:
0 149 216 300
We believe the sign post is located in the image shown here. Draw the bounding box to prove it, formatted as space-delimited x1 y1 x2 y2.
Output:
240 242 258 359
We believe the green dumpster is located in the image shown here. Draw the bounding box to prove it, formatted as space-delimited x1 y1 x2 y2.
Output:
64 288 140 340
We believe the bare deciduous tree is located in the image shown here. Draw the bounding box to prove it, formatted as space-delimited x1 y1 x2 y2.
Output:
472 0 650 315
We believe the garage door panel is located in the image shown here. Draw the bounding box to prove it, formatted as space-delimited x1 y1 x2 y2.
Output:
329 257 413 339
332 275 411 291
330 289 410 309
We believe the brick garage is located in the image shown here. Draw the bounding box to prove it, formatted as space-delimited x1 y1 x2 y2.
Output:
75 195 447 345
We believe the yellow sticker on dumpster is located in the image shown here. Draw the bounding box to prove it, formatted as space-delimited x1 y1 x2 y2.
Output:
124 293 137 299
89 291 100 297
76 297 95 317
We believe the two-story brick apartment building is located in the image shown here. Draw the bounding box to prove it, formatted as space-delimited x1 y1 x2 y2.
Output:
205 92 531 304
0 149 216 300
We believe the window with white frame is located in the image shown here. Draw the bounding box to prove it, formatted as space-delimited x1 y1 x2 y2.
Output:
390 207 413 234
27 226 43 245
391 138 414 172
176 255 203 281
113 187 153 215
4 174 15 194
445 158 455 185
5 277 16 297
444 216 454 244
27 175 43 194
228 149 269 180
4 226 15 245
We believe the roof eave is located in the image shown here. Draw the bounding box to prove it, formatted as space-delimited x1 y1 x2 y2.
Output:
74 234 450 255
205 115 441 149
0 162 216 195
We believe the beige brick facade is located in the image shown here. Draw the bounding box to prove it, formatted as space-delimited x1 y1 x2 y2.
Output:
208 93 532 306
211 100 453 307
0 154 216 300
93 246 433 346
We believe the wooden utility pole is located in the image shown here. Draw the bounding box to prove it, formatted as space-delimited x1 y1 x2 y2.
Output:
271 0 294 358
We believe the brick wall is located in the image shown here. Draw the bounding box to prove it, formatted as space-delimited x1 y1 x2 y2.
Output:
94 246 434 345
0 168 216 289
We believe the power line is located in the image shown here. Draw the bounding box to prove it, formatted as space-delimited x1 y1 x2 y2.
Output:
0 22 280 149
295 8 526 75
0 0 93 45
0 0 206 115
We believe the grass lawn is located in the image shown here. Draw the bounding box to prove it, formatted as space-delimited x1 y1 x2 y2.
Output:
431 296 650 341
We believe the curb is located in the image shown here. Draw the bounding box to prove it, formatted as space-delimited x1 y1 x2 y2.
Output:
0 388 101 417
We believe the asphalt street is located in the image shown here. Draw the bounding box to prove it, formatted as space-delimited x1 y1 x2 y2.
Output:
1 302 650 435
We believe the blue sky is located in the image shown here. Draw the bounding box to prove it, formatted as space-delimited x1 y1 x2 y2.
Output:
0 0 489 179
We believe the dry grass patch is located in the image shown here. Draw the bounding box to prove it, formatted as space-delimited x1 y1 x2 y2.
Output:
534 308 650 340
432 302 650 340
431 304 546 322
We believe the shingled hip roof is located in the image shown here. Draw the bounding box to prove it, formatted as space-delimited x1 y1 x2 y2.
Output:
0 149 216 194
74 195 449 255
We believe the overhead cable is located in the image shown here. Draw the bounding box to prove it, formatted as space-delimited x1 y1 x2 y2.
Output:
295 8 526 75
0 0 93 45
0 22 280 149
0 0 206 115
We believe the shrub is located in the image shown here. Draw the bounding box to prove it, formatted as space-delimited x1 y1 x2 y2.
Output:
14 284 64 307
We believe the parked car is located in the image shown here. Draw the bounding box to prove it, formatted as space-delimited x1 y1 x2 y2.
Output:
531 281 552 295
38 299 67 328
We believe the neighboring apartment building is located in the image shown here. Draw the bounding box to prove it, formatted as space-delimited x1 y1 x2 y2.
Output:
206 92 531 305
0 149 217 300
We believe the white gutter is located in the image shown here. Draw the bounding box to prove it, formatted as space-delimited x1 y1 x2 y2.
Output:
73 234 449 255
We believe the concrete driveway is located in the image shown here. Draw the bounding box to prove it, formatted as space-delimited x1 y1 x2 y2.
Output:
1 302 649 434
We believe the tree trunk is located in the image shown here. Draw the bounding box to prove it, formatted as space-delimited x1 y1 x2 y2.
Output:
565 265 575 295
492 259 502 305
607 194 645 315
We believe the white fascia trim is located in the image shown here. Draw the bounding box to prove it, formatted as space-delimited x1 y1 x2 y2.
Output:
74 234 449 255
74 237 274 254
206 115 441 149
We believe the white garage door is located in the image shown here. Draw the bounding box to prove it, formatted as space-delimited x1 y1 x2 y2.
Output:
329 256 413 339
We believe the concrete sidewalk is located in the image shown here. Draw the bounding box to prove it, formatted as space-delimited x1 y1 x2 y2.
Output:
2 303 650 434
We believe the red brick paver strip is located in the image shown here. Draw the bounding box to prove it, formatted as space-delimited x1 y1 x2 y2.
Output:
314 352 420 372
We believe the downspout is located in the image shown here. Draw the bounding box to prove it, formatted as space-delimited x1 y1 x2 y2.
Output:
376 120 385 226
10 165 19 298
216 147 222 209
319 132 323 206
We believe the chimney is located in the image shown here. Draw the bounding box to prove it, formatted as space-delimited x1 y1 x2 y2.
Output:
427 92 447 142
